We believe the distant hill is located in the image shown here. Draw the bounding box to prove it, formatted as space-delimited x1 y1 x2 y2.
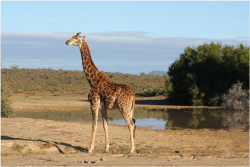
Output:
1 68 166 96
147 71 167 76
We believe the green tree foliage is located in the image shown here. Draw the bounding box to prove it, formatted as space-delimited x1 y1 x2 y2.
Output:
1 85 13 117
140 72 146 76
165 76 173 94
167 42 249 106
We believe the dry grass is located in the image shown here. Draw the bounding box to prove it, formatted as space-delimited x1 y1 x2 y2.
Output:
1 68 166 96
11 143 25 152
40 143 54 149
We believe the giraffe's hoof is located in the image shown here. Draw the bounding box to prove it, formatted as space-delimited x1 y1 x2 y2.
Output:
130 149 135 154
104 150 109 153
88 150 93 154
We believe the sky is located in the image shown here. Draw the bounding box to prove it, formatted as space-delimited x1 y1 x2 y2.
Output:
1 1 249 74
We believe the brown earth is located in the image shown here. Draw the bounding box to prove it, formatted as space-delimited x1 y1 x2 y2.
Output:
1 93 249 166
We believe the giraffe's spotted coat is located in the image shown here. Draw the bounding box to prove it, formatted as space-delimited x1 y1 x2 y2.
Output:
66 32 136 153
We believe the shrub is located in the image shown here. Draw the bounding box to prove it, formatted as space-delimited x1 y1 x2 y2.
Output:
16 89 24 93
56 92 62 96
1 86 13 117
222 81 249 110
140 72 146 76
10 64 19 69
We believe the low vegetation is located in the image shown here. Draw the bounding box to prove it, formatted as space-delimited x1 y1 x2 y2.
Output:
1 68 166 96
1 84 13 117
222 81 249 110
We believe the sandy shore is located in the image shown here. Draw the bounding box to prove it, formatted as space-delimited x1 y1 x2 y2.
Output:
1 93 249 166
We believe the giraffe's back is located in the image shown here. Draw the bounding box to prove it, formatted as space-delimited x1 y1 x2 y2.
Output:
100 82 134 109
90 71 135 110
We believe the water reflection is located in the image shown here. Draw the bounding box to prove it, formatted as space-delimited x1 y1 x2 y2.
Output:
12 108 249 131
221 110 249 131
166 109 223 129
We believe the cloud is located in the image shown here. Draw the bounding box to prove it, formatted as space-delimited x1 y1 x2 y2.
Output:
2 31 248 47
1 31 249 73
1 41 41 45
2 58 80 69
87 31 149 37
234 36 249 40
2 31 71 39
95 59 173 67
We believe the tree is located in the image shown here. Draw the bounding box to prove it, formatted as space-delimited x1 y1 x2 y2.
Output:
167 42 249 106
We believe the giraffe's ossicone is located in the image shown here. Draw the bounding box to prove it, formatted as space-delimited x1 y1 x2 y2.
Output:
66 32 136 154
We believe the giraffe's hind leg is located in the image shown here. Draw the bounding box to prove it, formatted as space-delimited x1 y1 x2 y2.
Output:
119 105 135 154
101 109 109 153
124 115 135 153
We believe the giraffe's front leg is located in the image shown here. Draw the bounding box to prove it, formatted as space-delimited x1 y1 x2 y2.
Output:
101 109 109 153
88 99 99 153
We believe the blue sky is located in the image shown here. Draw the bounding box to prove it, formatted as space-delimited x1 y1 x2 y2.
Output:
1 1 249 74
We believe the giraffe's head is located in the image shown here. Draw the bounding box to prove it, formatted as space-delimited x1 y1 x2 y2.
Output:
66 32 86 46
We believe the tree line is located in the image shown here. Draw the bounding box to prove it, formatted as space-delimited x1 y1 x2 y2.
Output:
166 42 249 107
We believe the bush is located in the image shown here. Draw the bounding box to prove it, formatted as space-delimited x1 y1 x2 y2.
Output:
56 92 62 96
167 42 249 106
140 72 146 76
222 81 249 110
16 89 24 93
1 86 13 117
10 64 18 69
165 77 173 94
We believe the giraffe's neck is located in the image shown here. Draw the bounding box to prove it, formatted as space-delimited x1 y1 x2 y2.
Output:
79 40 99 87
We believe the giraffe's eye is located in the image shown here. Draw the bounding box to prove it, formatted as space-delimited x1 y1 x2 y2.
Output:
75 38 78 40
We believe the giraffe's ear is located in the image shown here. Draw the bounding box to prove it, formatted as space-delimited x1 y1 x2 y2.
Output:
82 35 87 40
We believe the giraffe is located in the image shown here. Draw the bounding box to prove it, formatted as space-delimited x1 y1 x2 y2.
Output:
66 32 136 154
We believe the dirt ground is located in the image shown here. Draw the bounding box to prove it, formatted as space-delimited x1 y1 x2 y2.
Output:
1 93 249 166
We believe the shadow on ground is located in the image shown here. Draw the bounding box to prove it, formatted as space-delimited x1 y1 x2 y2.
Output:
1 136 88 153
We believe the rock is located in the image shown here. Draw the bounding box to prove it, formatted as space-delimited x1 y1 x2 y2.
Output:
84 160 90 163
100 157 106 161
